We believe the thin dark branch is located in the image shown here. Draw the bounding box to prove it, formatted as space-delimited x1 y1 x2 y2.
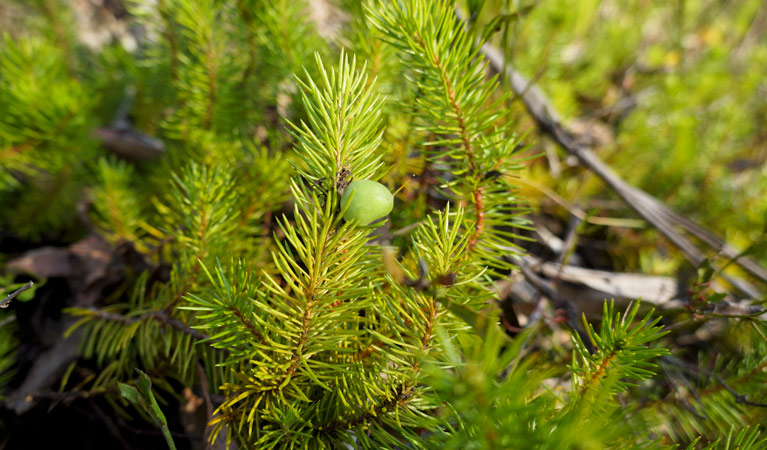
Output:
89 398 132 450
660 361 707 420
196 362 217 445
661 356 767 409
1 281 34 308
80 307 215 345
717 376 767 408
153 310 211 341
0 314 16 328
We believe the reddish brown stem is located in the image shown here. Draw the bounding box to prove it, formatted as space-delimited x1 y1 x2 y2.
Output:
579 351 616 397
468 187 485 251
412 33 485 252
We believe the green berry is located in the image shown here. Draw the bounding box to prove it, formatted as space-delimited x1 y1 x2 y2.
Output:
340 180 394 225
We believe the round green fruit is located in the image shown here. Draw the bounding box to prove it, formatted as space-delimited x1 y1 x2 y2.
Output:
340 180 394 225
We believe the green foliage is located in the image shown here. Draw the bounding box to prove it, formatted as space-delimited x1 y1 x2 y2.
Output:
1 0 766 449
119 369 177 450
289 52 385 189
477 0 767 271
0 311 17 399
180 53 453 448
90 158 144 243
636 327 767 443
698 426 767 450
370 0 529 274
426 304 671 450
571 300 669 398
424 324 554 449
0 33 97 237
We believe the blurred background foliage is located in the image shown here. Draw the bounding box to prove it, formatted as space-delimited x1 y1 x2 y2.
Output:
469 0 766 276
